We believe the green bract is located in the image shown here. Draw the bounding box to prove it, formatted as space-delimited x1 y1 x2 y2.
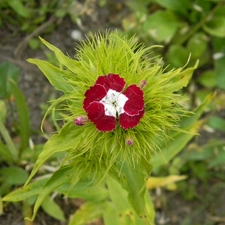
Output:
27 31 197 185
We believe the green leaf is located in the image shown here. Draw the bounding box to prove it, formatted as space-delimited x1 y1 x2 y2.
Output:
197 70 217 88
69 201 105 225
106 176 153 225
9 80 30 151
39 37 80 74
0 62 19 99
166 45 190 68
57 182 108 202
0 167 28 185
143 10 180 42
27 59 74 94
165 60 199 92
110 161 154 225
215 55 225 90
28 38 40 50
0 118 18 162
0 100 7 122
25 122 82 185
153 0 190 16
203 16 225 37
0 197 3 215
208 151 225 168
2 177 48 202
207 116 225 132
0 143 13 163
27 166 72 221
7 0 31 18
151 93 215 168
187 33 208 59
42 195 65 221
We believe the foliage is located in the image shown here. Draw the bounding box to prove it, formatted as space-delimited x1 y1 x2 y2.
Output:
0 62 65 221
1 1 224 224
0 0 74 33
2 31 213 225
123 0 225 90
122 1 225 223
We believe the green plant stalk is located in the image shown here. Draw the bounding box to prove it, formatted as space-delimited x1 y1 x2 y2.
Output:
0 118 18 162
174 2 223 45
10 80 30 154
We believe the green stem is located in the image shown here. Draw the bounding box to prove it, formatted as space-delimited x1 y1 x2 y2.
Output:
175 2 223 46
0 118 18 162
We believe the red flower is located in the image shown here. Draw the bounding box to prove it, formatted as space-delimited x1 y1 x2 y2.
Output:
83 74 144 132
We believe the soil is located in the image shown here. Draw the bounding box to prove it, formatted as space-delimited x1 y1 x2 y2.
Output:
1 1 225 225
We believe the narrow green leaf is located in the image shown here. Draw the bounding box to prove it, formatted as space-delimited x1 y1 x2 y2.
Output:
27 59 74 93
215 55 225 90
69 201 105 225
0 118 18 162
106 176 152 225
42 195 65 221
0 197 3 215
8 0 31 18
2 177 48 202
0 100 7 122
151 93 215 167
0 62 19 99
27 166 72 221
118 164 153 225
171 60 199 91
0 167 28 185
0 143 13 163
39 37 80 74
9 80 30 151
25 122 82 185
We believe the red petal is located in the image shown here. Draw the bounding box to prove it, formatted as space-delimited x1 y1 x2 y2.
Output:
119 110 144 129
83 84 107 110
96 74 125 92
86 102 116 132
123 85 144 116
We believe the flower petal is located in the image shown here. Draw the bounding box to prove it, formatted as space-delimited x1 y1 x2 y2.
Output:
86 102 116 132
83 84 107 110
123 85 144 116
119 110 144 129
96 74 126 92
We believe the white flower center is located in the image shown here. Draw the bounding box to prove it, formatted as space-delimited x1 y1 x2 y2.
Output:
100 89 128 117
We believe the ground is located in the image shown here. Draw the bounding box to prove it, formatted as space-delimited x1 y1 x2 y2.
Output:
0 1 225 225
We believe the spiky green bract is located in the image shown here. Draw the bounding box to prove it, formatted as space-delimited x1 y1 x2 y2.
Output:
27 31 197 185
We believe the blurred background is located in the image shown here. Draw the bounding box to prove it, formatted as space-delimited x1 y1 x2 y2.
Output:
0 0 225 225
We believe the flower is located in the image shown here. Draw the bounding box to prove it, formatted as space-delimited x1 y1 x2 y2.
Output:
83 74 144 132
74 116 88 126
126 138 134 146
28 31 198 185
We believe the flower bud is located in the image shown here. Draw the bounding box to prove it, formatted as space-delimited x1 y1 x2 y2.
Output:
74 116 88 126
126 138 134 146
139 80 147 88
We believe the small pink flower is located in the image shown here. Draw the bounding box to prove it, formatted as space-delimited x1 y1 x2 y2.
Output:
74 116 88 126
83 74 144 132
139 80 147 88
126 138 134 146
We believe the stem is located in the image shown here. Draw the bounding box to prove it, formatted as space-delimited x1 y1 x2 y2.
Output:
0 118 18 162
175 2 224 46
